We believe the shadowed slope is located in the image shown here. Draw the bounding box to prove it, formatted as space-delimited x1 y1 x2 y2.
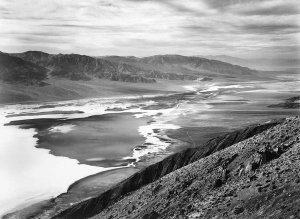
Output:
0 53 47 84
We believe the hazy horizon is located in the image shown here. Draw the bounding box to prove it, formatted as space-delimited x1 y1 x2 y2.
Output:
0 0 299 60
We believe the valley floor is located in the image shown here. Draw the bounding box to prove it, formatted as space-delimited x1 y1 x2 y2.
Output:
1 78 299 218
0 78 196 105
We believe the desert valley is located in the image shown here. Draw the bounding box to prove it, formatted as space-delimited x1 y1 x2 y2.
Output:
0 50 299 218
0 0 299 218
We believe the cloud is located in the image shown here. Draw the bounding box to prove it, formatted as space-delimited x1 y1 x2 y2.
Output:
238 23 300 35
43 24 126 31
0 0 298 59
123 0 210 16
15 35 70 44
2 31 68 37
200 0 266 10
237 4 299 16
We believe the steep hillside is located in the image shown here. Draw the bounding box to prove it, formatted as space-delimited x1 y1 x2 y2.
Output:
91 117 300 219
204 55 249 67
11 51 263 83
12 51 157 83
139 55 257 77
11 51 53 65
0 53 47 84
12 52 200 82
104 54 265 81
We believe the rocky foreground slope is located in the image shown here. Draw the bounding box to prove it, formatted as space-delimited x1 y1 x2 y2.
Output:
35 117 300 219
89 117 299 219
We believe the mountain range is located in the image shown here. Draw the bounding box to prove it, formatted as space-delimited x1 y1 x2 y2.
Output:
0 52 48 84
0 51 261 85
204 55 300 72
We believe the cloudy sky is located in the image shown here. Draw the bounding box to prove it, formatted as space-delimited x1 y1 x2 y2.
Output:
0 0 299 58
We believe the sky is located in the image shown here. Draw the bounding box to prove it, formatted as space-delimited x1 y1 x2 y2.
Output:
0 0 299 58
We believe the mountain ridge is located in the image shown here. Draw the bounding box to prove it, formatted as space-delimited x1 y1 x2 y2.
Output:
8 51 263 84
11 51 157 83
0 53 48 84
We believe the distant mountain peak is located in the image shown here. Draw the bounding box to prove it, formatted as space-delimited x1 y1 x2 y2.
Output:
0 52 48 84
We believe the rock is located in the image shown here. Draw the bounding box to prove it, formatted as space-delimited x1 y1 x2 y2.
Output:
142 211 160 219
214 179 223 188
233 206 244 215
